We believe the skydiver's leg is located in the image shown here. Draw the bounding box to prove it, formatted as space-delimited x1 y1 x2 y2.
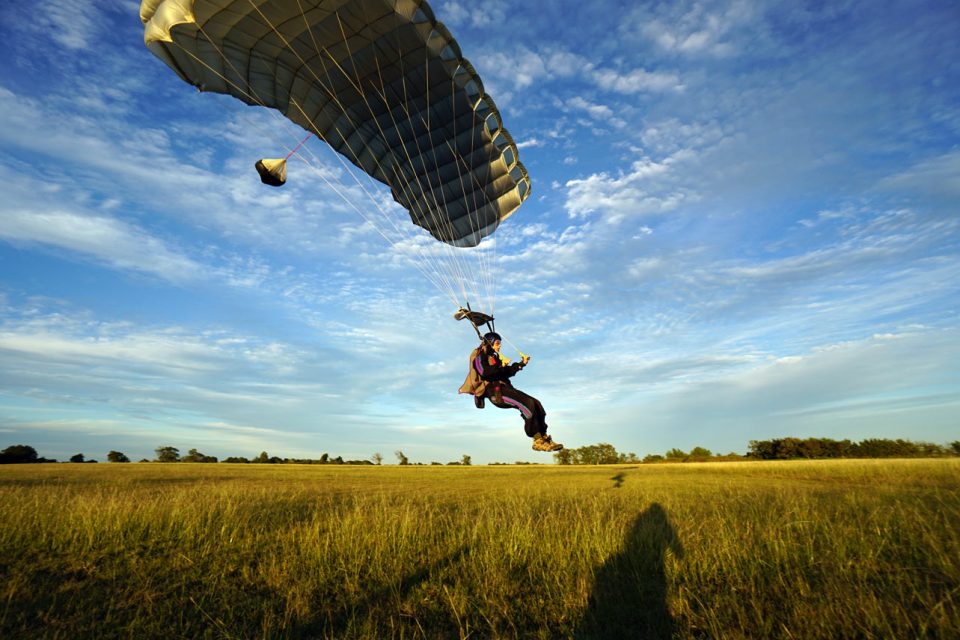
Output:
494 385 547 438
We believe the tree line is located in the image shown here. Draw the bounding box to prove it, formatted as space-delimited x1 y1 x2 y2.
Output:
553 438 960 465
0 445 472 466
553 444 744 465
747 437 960 460
3 439 958 466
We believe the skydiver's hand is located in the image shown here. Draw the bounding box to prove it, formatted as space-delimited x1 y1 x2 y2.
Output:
521 354 530 366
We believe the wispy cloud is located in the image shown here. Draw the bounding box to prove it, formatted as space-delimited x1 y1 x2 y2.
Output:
0 208 205 283
439 0 509 29
473 44 684 97
516 138 544 149
627 0 757 58
878 150 960 199
564 153 696 221
567 96 614 121
606 328 960 451
592 68 685 93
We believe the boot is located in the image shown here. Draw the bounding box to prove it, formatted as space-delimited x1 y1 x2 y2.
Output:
532 433 563 452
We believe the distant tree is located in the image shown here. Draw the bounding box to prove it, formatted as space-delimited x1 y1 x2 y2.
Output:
223 456 250 463
372 452 383 465
918 442 947 457
395 450 409 465
855 438 916 458
796 438 823 459
319 453 329 464
182 448 218 463
665 448 687 461
555 443 630 465
568 443 619 465
951 441 960 456
107 451 130 463
1 445 46 464
253 451 270 464
70 453 85 463
714 451 746 462
461 454 472 466
155 446 180 463
618 452 641 463
643 454 664 463
688 447 712 459
748 440 775 459
820 439 854 458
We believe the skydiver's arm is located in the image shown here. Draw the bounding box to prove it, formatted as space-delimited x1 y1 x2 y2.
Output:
474 351 522 381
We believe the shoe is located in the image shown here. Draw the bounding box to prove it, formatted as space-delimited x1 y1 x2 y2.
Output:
532 433 564 452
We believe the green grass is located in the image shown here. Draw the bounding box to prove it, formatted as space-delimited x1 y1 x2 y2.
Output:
1 459 958 638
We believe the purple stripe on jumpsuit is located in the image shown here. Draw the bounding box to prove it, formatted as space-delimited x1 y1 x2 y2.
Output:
502 395 532 418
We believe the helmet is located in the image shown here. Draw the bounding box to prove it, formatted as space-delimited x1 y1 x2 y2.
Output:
483 331 502 344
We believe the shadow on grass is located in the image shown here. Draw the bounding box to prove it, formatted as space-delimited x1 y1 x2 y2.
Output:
576 503 683 640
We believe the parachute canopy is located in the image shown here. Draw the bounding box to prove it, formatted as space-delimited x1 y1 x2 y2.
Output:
141 0 531 248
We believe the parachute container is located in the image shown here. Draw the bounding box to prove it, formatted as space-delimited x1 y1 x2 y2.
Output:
141 0 531 248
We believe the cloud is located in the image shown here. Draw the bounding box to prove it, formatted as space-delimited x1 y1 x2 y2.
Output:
40 0 102 50
646 328 960 433
553 322 960 455
473 43 683 97
878 150 960 199
9 0 123 52
0 302 357 448
626 0 759 58
0 85 217 205
439 1 508 28
516 138 544 149
592 68 685 93
0 314 286 378
563 154 696 221
640 118 728 155
0 208 205 283
567 96 614 120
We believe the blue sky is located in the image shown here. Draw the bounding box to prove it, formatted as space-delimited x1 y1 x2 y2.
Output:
1 0 958 463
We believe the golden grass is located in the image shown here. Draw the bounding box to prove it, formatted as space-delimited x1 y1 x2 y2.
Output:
1 459 958 638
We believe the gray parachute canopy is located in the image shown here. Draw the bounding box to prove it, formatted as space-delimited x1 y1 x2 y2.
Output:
141 0 531 247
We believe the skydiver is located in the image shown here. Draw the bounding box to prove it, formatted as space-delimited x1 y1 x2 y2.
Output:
460 332 563 452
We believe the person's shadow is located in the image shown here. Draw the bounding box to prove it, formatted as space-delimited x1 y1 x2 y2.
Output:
576 503 683 639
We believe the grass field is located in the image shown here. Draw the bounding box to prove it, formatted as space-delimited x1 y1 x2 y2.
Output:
1 459 958 639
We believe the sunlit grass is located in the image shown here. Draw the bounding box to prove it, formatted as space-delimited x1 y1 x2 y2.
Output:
1 459 958 638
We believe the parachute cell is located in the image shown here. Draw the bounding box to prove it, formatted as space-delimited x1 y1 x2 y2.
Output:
141 0 531 248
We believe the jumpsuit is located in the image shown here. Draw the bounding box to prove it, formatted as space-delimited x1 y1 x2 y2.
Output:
472 346 549 439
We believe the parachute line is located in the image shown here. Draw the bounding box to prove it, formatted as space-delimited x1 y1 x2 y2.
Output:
285 132 313 160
